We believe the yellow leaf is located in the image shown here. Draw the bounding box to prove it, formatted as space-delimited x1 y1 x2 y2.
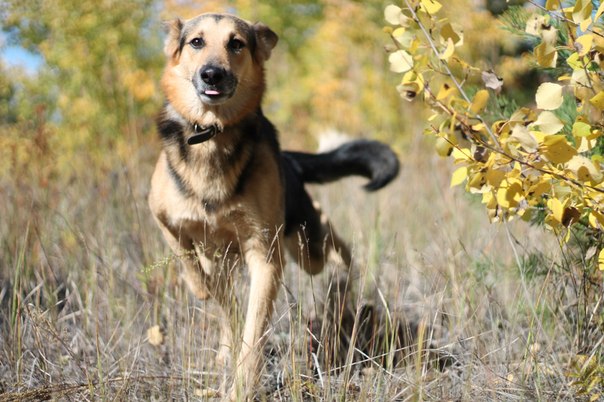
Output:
534 41 558 68
392 27 414 47
566 155 603 184
468 171 486 189
567 52 585 70
547 198 580 227
510 125 539 152
540 135 577 164
571 69 589 86
385 4 402 25
436 83 457 101
440 23 463 46
509 162 522 179
451 166 468 187
589 211 604 229
528 179 551 199
472 123 486 132
439 38 455 61
533 111 564 134
536 82 564 110
469 89 489 114
575 34 593 57
581 16 593 32
397 71 424 101
482 191 497 209
509 108 537 126
451 147 472 162
598 249 604 270
435 136 453 157
573 0 593 28
548 197 565 224
589 91 604 110
485 167 506 188
420 0 442 14
389 50 413 73
596 2 604 21
401 70 422 85
572 121 591 137
496 178 523 209
576 136 598 153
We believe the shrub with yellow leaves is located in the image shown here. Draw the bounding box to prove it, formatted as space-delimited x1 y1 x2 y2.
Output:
385 0 604 269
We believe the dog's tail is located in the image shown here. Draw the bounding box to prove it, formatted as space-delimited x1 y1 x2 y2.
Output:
283 139 399 191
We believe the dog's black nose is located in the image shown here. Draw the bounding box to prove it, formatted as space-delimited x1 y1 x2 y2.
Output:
200 66 226 85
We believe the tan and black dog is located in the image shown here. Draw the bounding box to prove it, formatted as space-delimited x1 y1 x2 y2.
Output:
148 12 399 398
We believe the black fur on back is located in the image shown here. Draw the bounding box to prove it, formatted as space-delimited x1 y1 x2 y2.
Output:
283 140 400 191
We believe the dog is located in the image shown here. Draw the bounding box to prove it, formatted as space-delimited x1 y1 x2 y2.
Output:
148 12 399 399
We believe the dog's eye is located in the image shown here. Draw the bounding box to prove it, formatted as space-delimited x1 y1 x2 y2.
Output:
228 38 245 52
190 38 205 49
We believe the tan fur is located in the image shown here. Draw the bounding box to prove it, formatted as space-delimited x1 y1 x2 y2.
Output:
148 13 350 400
160 17 272 129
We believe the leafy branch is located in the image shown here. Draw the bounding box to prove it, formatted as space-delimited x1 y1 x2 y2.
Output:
385 0 604 263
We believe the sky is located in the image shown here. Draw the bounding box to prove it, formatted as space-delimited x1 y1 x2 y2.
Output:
2 46 43 72
0 32 44 74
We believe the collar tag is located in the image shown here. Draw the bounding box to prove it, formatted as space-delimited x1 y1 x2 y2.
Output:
188 124 218 145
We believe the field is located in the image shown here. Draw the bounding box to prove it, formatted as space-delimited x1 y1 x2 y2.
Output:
2 121 594 401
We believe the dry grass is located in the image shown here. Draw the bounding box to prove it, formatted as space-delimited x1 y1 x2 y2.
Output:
0 127 596 401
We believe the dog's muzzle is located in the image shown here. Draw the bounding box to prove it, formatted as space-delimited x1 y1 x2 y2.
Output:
193 65 237 104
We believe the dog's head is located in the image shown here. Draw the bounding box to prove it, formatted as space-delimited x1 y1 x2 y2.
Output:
161 13 278 127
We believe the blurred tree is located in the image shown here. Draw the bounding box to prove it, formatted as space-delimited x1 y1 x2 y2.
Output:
232 0 412 145
162 0 229 19
0 62 18 126
2 0 164 167
295 0 404 137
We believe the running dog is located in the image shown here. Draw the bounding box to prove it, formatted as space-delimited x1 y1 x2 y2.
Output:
148 12 399 399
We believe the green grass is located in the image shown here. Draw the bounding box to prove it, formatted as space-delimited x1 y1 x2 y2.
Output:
0 132 600 401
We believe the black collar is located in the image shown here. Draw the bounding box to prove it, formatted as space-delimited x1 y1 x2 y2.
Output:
187 123 219 145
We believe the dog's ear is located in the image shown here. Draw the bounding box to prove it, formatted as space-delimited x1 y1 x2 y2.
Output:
253 23 278 62
163 18 184 59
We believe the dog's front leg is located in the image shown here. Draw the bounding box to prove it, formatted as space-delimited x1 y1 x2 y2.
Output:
229 237 283 400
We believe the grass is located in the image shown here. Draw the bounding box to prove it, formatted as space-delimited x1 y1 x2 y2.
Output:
0 128 601 401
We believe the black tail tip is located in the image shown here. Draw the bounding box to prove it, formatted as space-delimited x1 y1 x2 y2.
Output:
352 140 400 191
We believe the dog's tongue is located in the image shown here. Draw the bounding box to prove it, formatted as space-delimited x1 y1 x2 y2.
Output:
205 89 221 96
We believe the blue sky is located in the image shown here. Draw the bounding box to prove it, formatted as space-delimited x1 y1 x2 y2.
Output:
2 46 43 72
0 32 44 73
